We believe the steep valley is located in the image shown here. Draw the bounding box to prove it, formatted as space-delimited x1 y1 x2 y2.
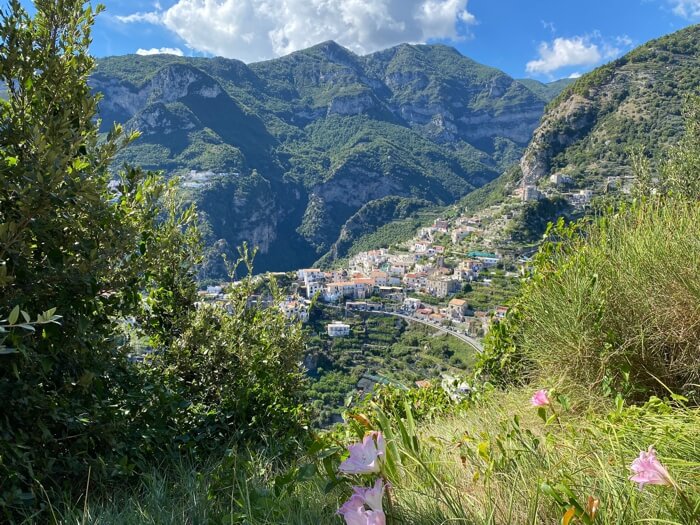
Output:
92 42 570 273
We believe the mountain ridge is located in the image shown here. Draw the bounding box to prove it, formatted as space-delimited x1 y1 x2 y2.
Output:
520 24 700 188
92 41 571 273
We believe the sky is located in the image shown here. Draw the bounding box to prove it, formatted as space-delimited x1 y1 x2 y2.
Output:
14 0 700 80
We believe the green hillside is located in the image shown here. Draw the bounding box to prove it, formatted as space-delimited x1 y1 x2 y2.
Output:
92 43 559 273
521 24 700 188
516 78 575 103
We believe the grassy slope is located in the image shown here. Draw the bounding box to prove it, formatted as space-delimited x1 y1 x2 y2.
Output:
61 390 700 524
62 196 700 524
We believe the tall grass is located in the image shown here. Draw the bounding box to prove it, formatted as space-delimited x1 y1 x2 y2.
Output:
47 391 700 524
513 199 700 400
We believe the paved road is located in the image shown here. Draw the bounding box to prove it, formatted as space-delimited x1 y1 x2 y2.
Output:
323 303 484 353
374 310 484 353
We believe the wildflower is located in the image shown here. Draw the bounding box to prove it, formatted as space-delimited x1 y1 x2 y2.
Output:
339 431 386 475
338 492 387 525
531 389 551 407
352 478 386 511
338 494 365 517
629 446 672 490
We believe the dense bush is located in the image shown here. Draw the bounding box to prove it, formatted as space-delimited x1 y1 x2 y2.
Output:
0 2 307 520
491 200 700 402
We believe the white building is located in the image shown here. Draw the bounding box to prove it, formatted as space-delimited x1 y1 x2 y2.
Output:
550 173 572 186
305 279 325 299
280 300 309 323
468 251 500 267
403 297 422 310
298 268 324 282
327 321 350 337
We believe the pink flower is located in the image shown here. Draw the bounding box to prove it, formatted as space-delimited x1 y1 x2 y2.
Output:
339 431 386 475
365 510 386 525
352 478 386 511
338 503 386 525
629 446 672 490
531 389 551 407
338 495 365 517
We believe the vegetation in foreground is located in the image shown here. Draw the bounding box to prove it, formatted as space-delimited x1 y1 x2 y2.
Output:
2 2 700 525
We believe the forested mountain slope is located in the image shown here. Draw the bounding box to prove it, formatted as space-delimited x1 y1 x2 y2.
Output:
521 24 700 187
92 43 567 272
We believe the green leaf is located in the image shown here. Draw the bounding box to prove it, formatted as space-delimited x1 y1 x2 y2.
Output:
8 305 20 325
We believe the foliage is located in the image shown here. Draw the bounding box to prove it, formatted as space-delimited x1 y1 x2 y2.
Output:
0 3 308 520
151 259 310 452
304 308 476 426
506 196 573 243
477 307 531 387
661 95 700 198
517 78 574 103
492 200 700 402
315 196 433 266
0 1 173 513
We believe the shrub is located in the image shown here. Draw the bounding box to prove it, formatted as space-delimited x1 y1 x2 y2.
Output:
503 201 700 401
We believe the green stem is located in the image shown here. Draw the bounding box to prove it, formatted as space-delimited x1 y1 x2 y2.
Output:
672 482 699 524
383 475 396 524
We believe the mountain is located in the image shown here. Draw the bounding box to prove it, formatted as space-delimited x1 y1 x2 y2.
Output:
516 78 575 103
92 42 567 273
521 24 700 188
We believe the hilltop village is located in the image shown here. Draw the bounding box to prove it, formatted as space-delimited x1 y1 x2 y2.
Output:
199 166 622 343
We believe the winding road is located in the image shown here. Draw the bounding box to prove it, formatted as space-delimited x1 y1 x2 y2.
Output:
372 310 484 353
327 303 484 353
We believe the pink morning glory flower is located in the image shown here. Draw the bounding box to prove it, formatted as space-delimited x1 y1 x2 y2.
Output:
531 389 551 407
339 431 386 475
629 446 672 490
338 494 365 516
352 478 386 511
338 504 386 525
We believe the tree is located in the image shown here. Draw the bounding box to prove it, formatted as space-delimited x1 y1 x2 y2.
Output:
0 4 309 518
0 1 198 514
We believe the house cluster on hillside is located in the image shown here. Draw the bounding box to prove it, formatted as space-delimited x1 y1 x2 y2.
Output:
517 171 635 209
203 208 518 341
297 229 503 304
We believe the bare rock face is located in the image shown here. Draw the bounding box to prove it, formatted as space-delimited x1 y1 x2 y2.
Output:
131 103 198 135
327 92 377 116
315 167 404 208
91 64 223 122
520 94 601 186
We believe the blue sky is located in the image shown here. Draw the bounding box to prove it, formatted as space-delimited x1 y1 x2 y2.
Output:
16 0 700 80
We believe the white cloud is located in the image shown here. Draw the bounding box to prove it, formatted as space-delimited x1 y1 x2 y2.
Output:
568 72 582 79
116 11 162 24
117 0 477 62
136 47 184 56
526 37 601 75
669 0 700 18
526 33 634 76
